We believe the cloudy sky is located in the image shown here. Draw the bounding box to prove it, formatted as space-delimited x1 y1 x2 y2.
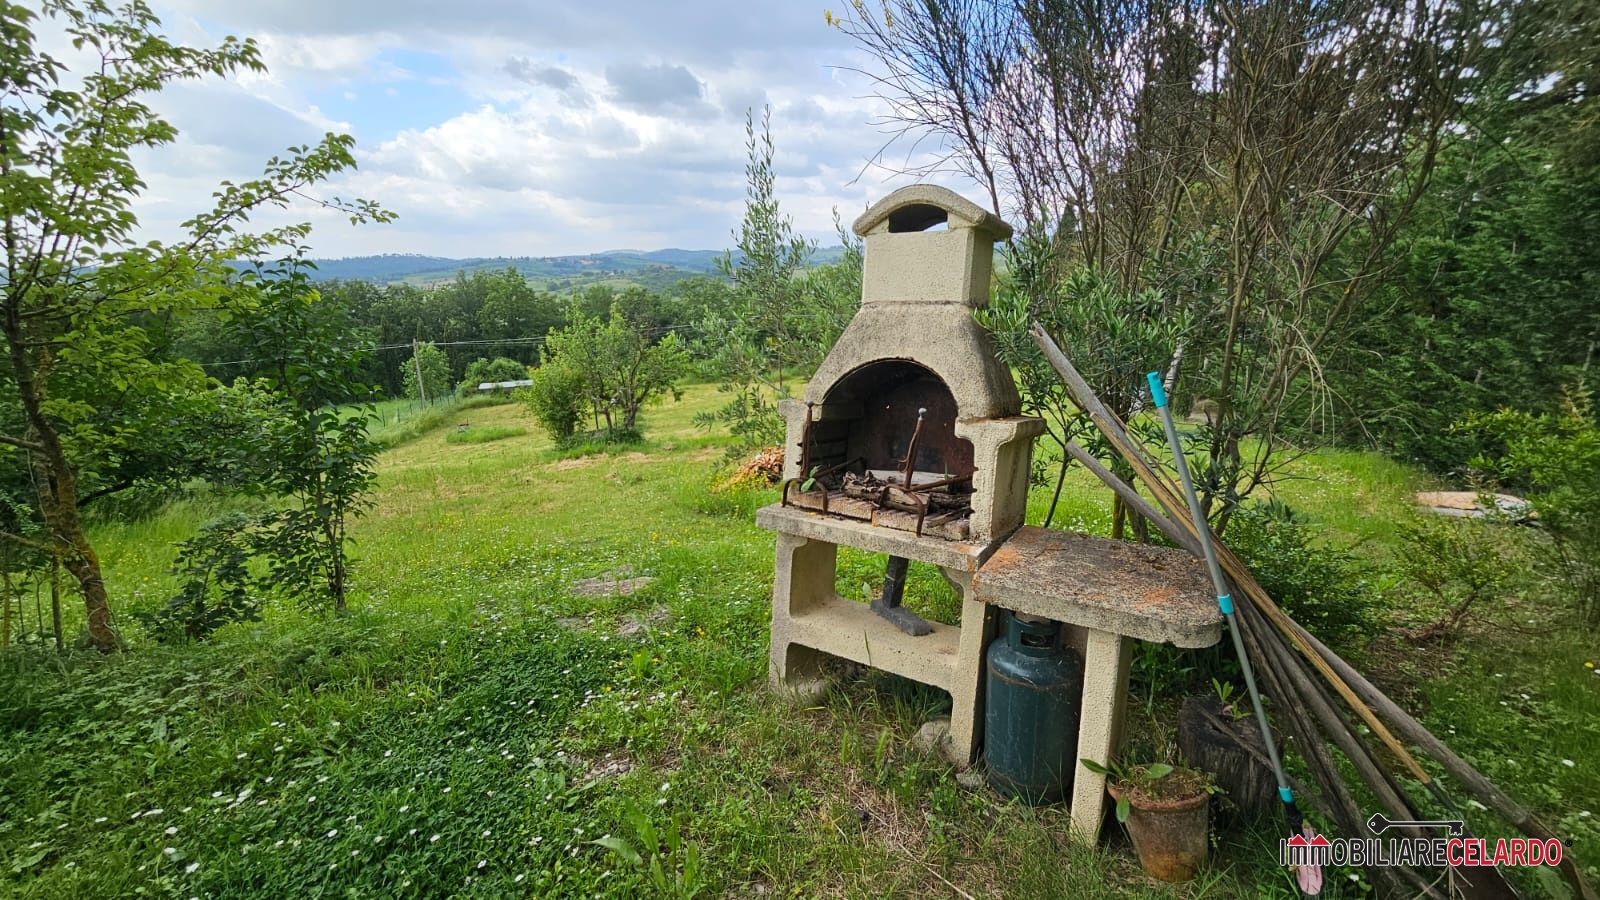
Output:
100 1 978 258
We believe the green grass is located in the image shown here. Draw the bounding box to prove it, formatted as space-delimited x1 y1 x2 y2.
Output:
443 424 527 445
2 383 1596 898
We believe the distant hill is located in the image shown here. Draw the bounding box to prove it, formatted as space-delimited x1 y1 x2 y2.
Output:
305 247 848 290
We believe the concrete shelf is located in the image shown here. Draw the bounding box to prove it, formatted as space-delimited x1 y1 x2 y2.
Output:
756 503 995 573
785 595 961 691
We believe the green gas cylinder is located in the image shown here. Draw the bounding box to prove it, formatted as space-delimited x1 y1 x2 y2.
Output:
984 612 1084 804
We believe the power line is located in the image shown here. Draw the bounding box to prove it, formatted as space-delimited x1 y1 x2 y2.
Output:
196 323 707 370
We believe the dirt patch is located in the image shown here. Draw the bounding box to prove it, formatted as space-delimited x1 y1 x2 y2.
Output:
616 605 672 638
570 574 656 598
580 752 634 786
551 456 598 471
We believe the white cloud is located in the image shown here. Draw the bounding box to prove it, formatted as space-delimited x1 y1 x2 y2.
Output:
103 0 988 257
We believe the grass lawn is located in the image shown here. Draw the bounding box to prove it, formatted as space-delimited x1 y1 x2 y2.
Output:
2 383 1595 898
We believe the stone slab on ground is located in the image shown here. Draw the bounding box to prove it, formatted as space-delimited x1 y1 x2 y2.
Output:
1414 491 1532 520
570 574 656 598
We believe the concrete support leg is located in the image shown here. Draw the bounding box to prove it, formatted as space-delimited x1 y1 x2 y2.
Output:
769 533 838 700
1070 629 1133 842
942 568 994 769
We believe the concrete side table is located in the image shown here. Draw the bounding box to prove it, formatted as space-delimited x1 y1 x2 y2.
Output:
973 526 1223 841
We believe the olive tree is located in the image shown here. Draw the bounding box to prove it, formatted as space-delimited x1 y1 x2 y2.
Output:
836 0 1476 529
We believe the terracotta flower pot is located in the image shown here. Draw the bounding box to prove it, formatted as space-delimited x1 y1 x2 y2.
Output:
1108 781 1210 882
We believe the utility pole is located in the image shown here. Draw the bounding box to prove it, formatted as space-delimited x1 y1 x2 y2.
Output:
412 338 429 407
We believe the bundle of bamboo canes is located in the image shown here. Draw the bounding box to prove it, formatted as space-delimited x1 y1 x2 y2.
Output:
1029 323 1593 900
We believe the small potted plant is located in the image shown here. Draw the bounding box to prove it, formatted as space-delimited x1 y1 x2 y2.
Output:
1081 757 1214 882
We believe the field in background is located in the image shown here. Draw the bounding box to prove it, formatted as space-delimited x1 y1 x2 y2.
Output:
2 384 1595 898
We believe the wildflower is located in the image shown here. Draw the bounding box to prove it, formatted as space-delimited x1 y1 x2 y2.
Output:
430 834 441 843
164 847 177 856
1586 662 1595 669
1581 811 1592 818
165 826 178 836
515 874 526 883
482 830 491 837
442 786 451 793
477 860 487 870
327 829 339 838
94 817 107 823
1563 759 1576 767
399 805 409 813
236 752 248 759
308 796 317 804
185 862 199 875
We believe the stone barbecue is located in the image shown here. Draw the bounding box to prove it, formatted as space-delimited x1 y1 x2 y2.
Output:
756 185 1223 839
756 184 1044 768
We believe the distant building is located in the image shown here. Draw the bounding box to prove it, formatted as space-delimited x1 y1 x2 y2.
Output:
477 379 533 393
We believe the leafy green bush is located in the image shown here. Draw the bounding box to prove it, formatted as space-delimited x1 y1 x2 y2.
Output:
1393 516 1524 638
1225 502 1380 656
521 362 586 441
1468 384 1600 627
136 513 266 642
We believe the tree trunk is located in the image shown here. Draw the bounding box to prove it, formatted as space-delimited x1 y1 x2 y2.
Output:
1 568 11 647
50 558 62 651
3 317 119 652
32 441 116 652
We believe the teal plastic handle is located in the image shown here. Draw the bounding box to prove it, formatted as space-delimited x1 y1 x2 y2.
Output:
1146 372 1167 408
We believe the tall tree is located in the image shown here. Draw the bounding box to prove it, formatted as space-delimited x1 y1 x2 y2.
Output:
1322 0 1600 469
697 107 835 456
837 0 1476 528
542 302 687 436
223 253 379 613
0 0 387 650
403 342 451 404
718 106 815 391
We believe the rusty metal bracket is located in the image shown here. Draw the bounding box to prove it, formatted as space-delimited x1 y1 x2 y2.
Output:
897 407 928 488
797 401 815 482
781 457 862 513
